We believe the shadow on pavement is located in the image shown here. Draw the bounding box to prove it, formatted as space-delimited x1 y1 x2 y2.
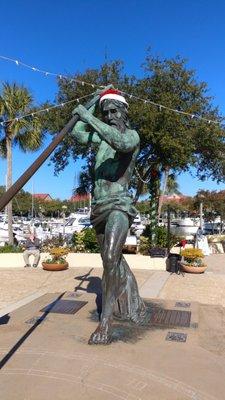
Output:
0 314 10 325
75 271 102 320
0 292 65 370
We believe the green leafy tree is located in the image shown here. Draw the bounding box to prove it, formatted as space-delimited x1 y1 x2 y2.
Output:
194 190 225 226
1 185 33 222
161 196 195 217
136 200 149 215
41 61 131 179
0 83 45 243
135 53 224 177
42 53 225 211
12 189 32 216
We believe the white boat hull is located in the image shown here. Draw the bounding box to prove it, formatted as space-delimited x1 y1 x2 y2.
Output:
170 218 199 237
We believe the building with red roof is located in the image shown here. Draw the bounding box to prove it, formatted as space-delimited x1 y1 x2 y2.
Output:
160 194 186 203
70 194 90 203
33 193 53 202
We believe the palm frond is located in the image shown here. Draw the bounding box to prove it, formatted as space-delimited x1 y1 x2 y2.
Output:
0 83 44 150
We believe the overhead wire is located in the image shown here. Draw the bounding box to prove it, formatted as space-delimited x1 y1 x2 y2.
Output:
0 55 224 127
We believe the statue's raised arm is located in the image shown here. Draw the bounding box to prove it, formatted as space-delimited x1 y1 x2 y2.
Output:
72 103 102 146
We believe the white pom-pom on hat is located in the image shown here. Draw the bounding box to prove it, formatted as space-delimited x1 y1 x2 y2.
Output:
99 89 128 105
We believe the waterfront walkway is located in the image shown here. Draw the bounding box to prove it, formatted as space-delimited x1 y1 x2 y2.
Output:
0 254 225 399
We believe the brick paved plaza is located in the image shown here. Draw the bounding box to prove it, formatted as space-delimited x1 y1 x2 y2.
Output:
0 254 225 399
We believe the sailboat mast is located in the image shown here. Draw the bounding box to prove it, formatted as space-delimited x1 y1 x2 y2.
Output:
31 180 34 219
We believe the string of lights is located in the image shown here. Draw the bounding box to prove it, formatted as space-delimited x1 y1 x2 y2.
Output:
121 91 223 126
0 92 96 126
135 167 151 184
0 55 224 127
0 55 104 89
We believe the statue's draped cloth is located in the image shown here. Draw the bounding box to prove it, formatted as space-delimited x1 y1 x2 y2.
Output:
90 193 137 233
90 193 146 323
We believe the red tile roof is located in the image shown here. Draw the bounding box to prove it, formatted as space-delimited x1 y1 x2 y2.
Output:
70 194 90 202
160 194 187 203
33 194 52 201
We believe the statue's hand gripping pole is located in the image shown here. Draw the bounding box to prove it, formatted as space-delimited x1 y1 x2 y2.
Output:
0 85 112 211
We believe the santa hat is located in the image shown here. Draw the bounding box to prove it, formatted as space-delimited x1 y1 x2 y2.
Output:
99 89 128 106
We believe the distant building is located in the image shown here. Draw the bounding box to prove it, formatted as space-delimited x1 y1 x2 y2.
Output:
70 194 90 202
33 193 53 202
159 194 187 203
70 194 90 206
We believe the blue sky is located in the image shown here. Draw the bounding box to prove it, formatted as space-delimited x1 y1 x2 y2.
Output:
0 0 225 199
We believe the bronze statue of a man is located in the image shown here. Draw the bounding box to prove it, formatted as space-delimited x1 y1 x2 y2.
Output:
72 88 146 344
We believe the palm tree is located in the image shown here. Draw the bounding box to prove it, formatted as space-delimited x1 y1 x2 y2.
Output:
0 83 45 244
158 171 181 218
165 173 181 195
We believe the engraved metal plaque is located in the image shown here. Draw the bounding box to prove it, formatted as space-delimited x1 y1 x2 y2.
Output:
40 299 88 314
150 309 191 327
175 302 191 308
166 331 187 342
65 292 82 298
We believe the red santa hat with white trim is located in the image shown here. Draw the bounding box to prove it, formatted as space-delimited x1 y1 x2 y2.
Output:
99 88 128 106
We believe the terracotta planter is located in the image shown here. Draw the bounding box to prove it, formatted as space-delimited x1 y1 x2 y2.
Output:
42 262 68 271
179 262 207 274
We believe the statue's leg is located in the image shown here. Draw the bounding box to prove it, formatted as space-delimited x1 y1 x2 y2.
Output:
95 232 105 319
88 210 129 345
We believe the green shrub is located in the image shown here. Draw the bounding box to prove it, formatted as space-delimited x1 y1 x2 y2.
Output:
41 235 65 251
82 228 100 253
138 236 149 255
71 231 85 252
140 225 180 252
0 244 23 253
71 228 100 253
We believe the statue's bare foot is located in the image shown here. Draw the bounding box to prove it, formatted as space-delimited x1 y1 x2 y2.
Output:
88 318 112 345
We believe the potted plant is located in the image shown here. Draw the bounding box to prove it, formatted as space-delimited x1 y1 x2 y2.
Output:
42 247 69 271
180 248 207 273
140 225 180 258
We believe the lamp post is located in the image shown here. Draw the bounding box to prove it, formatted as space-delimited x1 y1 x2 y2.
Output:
199 201 203 231
198 194 205 232
62 205 67 238
167 205 171 253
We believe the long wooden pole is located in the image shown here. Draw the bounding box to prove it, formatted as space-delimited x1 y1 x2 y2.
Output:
0 94 99 211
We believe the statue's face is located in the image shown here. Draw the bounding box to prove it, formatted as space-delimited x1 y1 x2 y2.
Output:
102 101 125 131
